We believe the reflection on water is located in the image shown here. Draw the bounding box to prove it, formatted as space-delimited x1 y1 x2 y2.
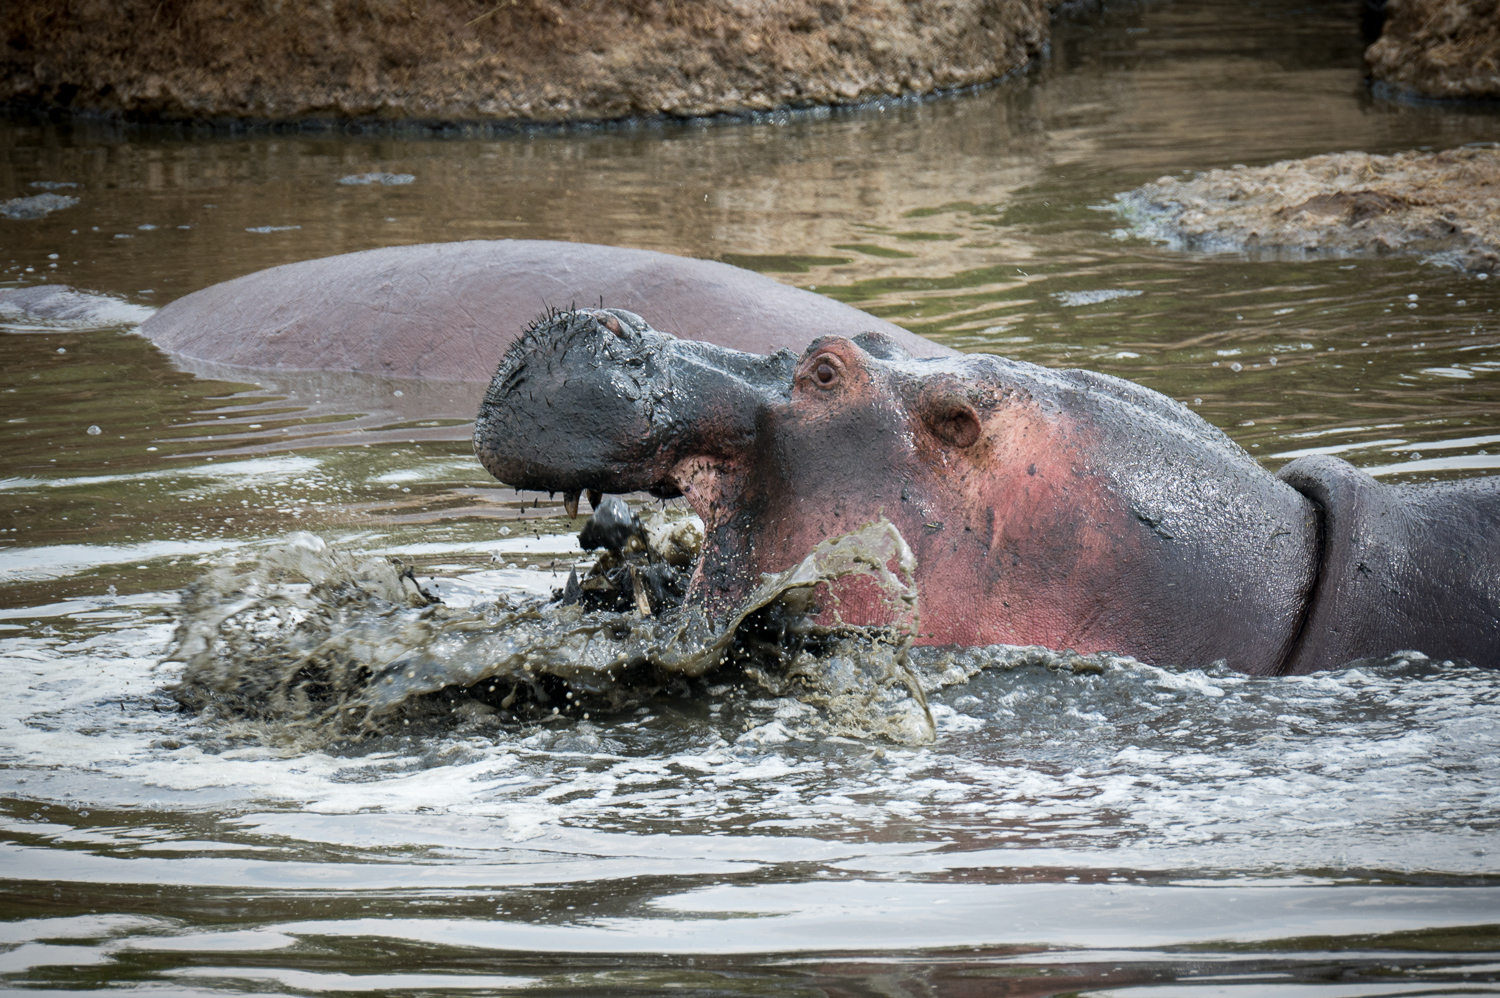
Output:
1 0 1499 993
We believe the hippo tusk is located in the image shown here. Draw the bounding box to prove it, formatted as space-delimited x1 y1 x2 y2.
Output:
587 489 603 511
563 491 580 519
629 564 652 617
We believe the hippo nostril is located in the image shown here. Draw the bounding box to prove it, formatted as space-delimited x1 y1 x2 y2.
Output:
601 314 623 337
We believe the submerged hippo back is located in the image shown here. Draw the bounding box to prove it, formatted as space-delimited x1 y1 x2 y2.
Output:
140 240 953 381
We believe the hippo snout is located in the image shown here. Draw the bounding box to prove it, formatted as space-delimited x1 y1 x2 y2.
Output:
472 307 793 502
473 308 663 493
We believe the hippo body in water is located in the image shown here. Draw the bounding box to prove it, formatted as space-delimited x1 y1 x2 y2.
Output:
4 241 949 449
474 308 1500 675
131 240 953 379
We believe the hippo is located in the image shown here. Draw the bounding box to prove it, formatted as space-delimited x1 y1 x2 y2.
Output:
134 240 953 381
3 239 952 455
474 307 1500 675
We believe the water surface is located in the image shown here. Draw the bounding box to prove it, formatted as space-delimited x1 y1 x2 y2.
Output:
2 0 1498 993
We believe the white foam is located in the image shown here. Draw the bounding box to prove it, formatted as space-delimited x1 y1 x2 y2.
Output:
1365 453 1500 476
0 287 155 328
1 563 1496 894
1053 289 1144 307
163 967 537 990
1269 438 1404 460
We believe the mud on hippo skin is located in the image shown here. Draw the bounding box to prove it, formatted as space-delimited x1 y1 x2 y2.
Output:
475 308 1500 674
475 307 800 497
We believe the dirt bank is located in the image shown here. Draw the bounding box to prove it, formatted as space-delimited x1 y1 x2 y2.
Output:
1365 0 1500 101
1113 146 1500 273
0 0 1048 126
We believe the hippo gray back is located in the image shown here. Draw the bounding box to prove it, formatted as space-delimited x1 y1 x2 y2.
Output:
139 240 954 381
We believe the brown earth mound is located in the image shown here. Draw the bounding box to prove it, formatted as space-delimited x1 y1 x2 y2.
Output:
0 0 1048 125
1113 146 1500 273
1365 0 1500 101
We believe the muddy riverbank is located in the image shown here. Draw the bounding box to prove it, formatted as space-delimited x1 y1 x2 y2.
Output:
1115 145 1500 272
1 0 1047 126
1366 0 1500 102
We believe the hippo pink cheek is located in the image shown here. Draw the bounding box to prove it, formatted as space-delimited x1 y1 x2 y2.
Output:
670 456 736 527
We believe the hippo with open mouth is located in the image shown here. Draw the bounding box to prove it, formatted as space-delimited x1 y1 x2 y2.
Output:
474 307 1500 675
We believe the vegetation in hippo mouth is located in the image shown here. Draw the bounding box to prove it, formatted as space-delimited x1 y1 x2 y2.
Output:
564 495 695 616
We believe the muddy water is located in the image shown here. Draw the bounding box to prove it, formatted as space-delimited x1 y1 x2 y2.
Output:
2 0 1499 993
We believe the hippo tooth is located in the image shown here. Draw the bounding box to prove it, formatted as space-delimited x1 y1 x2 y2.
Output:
629 564 652 617
563 491 581 519
587 489 603 510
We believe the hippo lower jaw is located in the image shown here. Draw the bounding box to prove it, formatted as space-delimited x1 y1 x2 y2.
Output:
669 456 735 514
664 454 764 613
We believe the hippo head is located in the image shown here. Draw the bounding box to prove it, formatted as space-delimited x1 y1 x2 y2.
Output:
476 309 1319 670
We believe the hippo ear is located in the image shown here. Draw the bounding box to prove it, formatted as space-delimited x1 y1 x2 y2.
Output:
921 390 982 448
851 331 911 361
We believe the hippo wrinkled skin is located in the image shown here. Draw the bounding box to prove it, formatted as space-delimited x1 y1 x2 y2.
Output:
475 308 1500 675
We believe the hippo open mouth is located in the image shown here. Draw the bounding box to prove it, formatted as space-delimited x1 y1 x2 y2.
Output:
478 307 1500 675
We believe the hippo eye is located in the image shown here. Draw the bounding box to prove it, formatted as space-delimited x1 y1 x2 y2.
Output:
799 351 846 392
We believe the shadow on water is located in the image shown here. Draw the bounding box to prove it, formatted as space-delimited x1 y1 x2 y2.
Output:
1 0 1499 993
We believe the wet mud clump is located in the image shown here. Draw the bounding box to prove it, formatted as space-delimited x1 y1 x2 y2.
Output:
164 518 956 748
1 0 1047 126
1365 0 1500 102
565 496 691 615
1114 146 1500 273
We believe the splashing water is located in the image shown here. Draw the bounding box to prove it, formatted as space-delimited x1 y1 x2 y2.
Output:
167 519 1083 749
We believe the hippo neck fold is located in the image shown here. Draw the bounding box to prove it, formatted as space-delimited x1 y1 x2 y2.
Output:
1276 455 1500 672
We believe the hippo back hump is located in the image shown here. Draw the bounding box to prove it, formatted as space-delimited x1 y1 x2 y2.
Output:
140 240 953 381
